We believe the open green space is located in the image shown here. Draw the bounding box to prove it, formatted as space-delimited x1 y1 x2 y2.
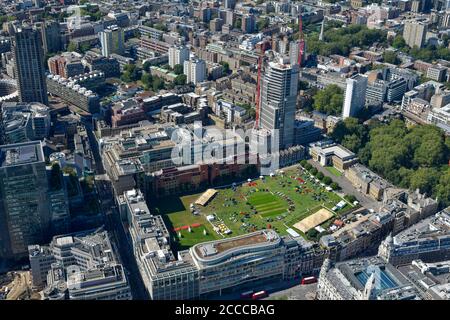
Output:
149 166 354 249
325 166 343 177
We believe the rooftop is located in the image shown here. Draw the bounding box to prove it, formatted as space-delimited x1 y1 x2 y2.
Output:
0 141 44 167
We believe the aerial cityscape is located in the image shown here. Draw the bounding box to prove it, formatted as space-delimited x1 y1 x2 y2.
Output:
0 0 450 303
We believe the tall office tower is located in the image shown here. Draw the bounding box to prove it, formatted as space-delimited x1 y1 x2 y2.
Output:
289 40 303 66
403 20 428 48
242 14 256 33
0 141 50 259
259 56 299 149
12 25 48 105
100 25 125 57
168 45 190 68
38 21 62 55
342 74 368 119
184 58 206 85
224 0 236 9
225 9 235 25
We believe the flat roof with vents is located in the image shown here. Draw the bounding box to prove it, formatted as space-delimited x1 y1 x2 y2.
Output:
0 141 44 167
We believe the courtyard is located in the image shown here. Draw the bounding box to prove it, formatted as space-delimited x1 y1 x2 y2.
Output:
149 165 355 250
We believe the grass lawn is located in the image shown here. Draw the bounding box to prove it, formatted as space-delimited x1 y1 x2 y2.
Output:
150 165 353 248
325 166 343 177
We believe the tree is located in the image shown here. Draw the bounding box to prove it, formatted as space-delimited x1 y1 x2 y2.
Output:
345 194 357 202
323 176 332 185
143 61 152 72
383 51 400 65
67 42 77 52
409 167 440 196
141 72 153 90
436 169 450 207
300 160 308 167
304 163 312 171
392 35 407 49
316 172 324 180
310 168 318 175
330 182 340 190
174 74 187 86
121 64 141 83
234 18 242 30
313 85 344 116
219 61 230 75
152 76 165 91
306 228 319 239
256 18 269 31
173 64 184 75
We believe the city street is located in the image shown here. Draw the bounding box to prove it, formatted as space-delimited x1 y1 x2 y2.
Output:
307 160 380 211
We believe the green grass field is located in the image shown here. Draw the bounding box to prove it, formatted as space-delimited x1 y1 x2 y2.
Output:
150 166 353 249
325 166 343 177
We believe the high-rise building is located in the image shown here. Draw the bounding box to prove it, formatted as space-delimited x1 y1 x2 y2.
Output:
100 25 125 57
342 74 368 119
12 25 48 105
403 20 428 48
184 58 206 85
241 14 256 33
259 56 299 149
224 0 236 9
0 141 49 259
37 21 62 55
168 45 190 68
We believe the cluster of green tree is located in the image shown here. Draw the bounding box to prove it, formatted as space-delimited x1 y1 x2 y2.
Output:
391 35 450 62
256 18 269 31
236 103 256 119
219 61 230 75
233 18 242 30
312 84 344 116
80 4 103 21
121 64 142 83
152 23 168 32
307 25 387 57
383 51 400 65
67 42 91 54
141 72 167 91
331 118 450 207
0 15 16 24
299 160 340 190
173 64 184 75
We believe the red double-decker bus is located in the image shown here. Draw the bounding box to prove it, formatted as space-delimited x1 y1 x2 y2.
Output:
301 276 317 285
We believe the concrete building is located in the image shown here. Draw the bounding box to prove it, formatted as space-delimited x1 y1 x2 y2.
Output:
100 25 125 57
37 20 62 55
46 74 100 114
378 207 450 266
345 164 391 201
28 228 131 300
184 58 206 85
317 257 423 300
259 56 299 149
309 141 358 172
168 45 190 69
426 65 447 82
242 14 256 33
117 189 199 300
403 20 428 48
1 102 51 144
48 52 85 78
12 25 48 105
342 74 367 119
0 141 49 259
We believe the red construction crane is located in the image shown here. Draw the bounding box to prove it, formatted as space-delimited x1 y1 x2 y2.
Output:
298 14 305 67
254 41 268 129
